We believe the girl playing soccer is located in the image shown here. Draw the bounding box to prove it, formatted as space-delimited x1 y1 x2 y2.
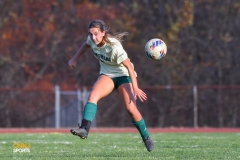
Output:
68 20 154 152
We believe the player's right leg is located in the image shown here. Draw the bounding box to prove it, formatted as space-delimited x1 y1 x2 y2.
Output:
70 74 114 139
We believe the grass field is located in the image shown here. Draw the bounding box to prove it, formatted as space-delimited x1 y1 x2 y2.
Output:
0 132 240 160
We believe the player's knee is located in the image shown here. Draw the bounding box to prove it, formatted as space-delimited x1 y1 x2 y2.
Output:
126 106 138 116
88 92 100 102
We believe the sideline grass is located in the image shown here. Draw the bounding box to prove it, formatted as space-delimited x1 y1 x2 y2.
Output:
0 132 240 159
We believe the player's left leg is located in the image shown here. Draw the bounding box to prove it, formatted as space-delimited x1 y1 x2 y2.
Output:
118 82 154 152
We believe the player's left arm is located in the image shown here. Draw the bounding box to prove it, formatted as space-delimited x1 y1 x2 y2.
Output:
122 58 147 102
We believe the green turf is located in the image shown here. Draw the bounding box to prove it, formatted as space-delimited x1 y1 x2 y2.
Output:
0 132 240 160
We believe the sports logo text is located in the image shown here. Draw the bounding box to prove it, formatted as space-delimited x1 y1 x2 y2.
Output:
13 142 31 153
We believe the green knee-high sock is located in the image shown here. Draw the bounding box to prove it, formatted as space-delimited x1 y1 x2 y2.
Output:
83 102 97 122
132 118 149 139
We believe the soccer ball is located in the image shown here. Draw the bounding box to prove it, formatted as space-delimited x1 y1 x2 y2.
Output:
145 38 167 60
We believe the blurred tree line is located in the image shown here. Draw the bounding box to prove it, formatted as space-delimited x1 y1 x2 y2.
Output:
0 0 239 127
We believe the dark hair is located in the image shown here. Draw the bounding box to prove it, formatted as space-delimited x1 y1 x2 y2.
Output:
88 20 128 45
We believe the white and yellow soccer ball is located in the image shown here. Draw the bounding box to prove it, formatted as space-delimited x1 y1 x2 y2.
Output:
145 38 167 60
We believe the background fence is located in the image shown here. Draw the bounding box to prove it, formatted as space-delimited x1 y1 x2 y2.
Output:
1 1 239 129
0 85 239 128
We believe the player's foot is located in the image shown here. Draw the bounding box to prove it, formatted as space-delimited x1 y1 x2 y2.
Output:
143 136 154 152
70 125 88 139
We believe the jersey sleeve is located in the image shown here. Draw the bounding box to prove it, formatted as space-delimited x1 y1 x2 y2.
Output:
115 42 128 64
86 36 92 45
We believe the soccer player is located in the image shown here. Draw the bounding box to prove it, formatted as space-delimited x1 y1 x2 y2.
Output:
68 20 154 152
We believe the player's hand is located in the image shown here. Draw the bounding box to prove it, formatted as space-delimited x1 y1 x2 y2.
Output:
134 88 147 102
68 59 77 69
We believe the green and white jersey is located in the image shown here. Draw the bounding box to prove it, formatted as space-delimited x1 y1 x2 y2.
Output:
87 36 137 78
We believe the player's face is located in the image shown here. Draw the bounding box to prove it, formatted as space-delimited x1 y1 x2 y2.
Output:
89 27 105 46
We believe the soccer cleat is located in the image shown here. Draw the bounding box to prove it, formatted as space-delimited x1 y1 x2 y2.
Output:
70 123 89 139
143 136 154 152
70 127 88 139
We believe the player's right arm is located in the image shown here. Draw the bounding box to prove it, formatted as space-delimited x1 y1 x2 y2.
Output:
68 41 90 69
